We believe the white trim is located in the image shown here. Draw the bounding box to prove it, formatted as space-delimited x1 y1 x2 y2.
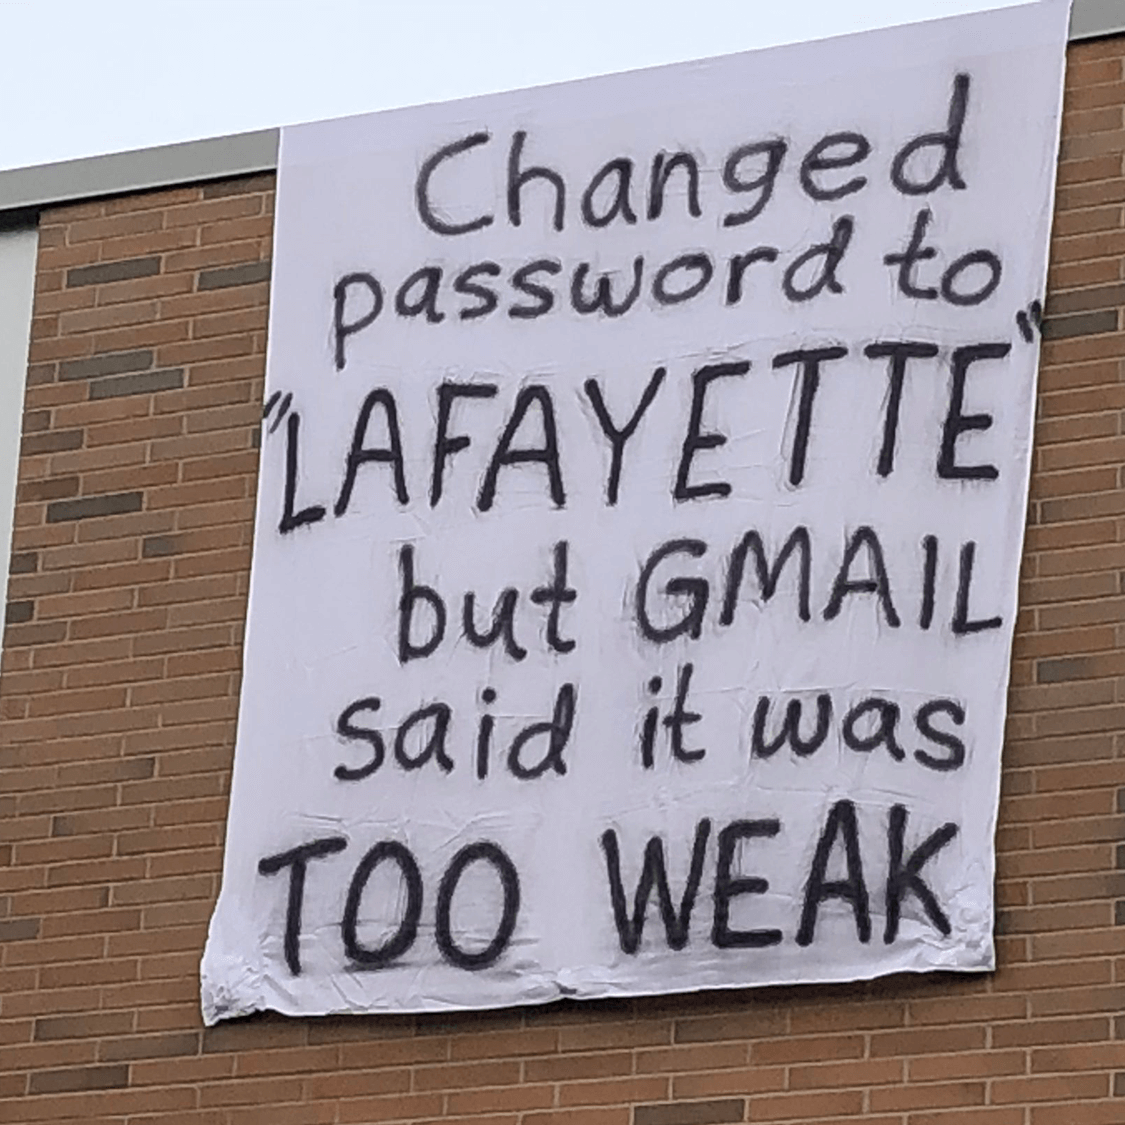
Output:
1070 0 1125 40
0 130 278 215
0 225 38 660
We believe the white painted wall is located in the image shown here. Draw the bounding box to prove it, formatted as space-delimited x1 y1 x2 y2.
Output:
0 226 38 653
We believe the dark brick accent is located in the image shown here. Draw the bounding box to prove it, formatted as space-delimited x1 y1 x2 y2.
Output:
100 1032 200 1062
1118 843 1125 870
203 1015 313 1053
59 349 153 382
8 552 37 575
34 1013 130 1041
1114 1070 1125 1096
634 1100 746 1125
142 534 180 558
1048 282 1125 315
28 1064 130 1095
89 367 184 401
20 430 83 456
1041 309 1118 339
1118 788 1125 814
5 601 33 625
0 918 40 942
21 410 50 434
1037 655 1096 683
69 757 156 784
674 1010 785 1043
46 492 143 524
66 256 160 288
1116 900 1125 926
202 174 274 199
197 260 271 291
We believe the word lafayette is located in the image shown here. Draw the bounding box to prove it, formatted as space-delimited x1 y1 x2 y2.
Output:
257 801 959 977
276 342 1012 535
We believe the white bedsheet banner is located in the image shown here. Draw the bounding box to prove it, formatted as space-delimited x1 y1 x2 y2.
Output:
202 0 1069 1023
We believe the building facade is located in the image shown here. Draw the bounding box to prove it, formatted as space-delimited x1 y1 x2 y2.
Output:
2 8 1125 1124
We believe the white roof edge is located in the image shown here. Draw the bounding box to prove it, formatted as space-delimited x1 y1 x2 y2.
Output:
1070 0 1125 41
0 129 279 217
0 2 1118 218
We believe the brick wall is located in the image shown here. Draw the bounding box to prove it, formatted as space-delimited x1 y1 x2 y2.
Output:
1 34 1124 1125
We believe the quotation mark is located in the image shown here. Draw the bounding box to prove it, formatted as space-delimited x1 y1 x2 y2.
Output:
1015 299 1043 343
263 390 293 435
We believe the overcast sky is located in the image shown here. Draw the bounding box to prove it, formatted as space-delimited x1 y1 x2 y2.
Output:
0 0 1031 172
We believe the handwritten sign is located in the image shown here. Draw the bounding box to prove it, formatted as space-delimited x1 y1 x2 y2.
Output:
201 0 1069 1023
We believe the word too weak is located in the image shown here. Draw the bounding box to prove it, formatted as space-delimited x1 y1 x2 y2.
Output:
258 800 959 977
